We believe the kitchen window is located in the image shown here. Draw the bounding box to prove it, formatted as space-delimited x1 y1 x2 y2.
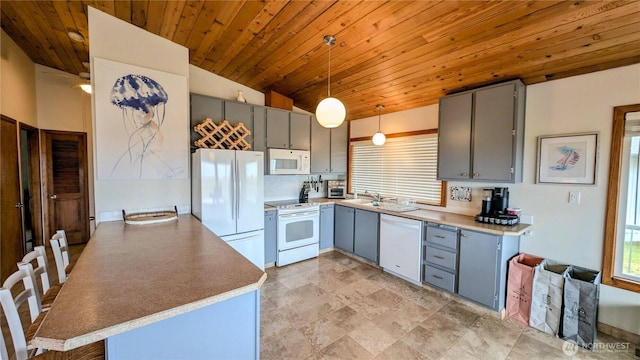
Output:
603 104 640 292
350 132 444 206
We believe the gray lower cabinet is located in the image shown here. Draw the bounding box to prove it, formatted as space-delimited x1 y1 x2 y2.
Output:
334 205 355 252
319 204 335 250
422 223 459 293
457 229 520 311
353 209 379 263
264 210 277 264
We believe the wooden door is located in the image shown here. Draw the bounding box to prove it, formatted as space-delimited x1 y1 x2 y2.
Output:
1 116 24 282
41 130 89 245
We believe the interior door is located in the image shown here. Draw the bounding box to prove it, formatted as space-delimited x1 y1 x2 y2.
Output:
42 130 89 245
1 116 24 281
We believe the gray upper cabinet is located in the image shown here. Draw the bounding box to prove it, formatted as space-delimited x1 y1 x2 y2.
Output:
289 113 311 150
224 101 253 147
266 108 290 148
438 80 525 183
253 107 266 152
311 118 331 173
330 123 348 173
310 119 347 173
190 94 223 151
437 93 472 180
266 109 310 150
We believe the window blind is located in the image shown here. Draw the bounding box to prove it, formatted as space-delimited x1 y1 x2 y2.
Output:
351 134 443 205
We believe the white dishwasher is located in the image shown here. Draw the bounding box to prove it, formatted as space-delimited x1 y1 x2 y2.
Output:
379 214 423 285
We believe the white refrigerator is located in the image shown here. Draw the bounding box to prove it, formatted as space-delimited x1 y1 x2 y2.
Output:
192 149 265 270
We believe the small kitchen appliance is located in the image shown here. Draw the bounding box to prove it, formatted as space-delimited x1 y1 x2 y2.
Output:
475 187 519 225
327 180 346 199
267 148 310 175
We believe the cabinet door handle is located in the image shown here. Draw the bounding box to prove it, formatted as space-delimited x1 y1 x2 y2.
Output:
473 172 479 177
460 233 467 237
434 235 445 239
432 275 444 280
460 172 468 177
395 265 401 268
433 255 445 259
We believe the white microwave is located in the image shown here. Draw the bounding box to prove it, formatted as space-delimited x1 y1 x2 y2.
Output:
267 148 310 175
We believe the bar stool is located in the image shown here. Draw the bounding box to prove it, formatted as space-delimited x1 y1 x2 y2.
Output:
49 230 75 284
18 246 62 310
0 267 104 360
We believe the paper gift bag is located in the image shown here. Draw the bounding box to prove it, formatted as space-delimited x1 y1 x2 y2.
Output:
529 259 569 336
562 266 601 349
506 253 544 325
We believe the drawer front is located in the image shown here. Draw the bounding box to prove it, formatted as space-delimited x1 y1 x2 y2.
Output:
425 245 457 271
426 227 458 250
424 265 456 293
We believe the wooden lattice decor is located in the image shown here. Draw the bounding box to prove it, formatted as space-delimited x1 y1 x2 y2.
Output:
194 118 251 150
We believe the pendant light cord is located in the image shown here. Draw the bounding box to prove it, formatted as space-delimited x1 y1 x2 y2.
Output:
327 42 331 97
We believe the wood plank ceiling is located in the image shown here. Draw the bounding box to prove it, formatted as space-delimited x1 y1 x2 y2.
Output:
2 1 639 120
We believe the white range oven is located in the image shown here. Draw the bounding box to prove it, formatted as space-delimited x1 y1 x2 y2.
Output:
266 200 320 266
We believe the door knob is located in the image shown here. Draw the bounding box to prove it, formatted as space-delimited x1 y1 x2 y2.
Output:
49 194 57 199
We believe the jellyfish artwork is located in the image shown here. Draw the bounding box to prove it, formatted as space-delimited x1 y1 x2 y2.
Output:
110 74 177 179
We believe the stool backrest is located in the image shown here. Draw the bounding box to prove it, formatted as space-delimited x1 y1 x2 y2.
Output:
0 267 42 360
19 246 52 294
50 230 70 283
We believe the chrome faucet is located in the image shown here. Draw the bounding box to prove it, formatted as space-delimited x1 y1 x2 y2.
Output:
364 190 382 202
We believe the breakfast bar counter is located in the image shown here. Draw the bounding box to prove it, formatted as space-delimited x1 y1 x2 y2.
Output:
31 215 266 359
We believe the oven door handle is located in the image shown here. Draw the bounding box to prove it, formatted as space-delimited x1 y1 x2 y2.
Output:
278 211 319 218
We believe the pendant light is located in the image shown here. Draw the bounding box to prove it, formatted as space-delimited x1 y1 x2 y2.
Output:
372 104 386 146
315 35 346 128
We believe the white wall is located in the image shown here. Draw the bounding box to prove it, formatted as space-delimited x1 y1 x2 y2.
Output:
349 64 640 335
1 30 37 125
350 105 439 138
89 7 190 222
35 64 96 233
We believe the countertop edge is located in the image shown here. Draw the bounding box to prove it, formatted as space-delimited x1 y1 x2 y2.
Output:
33 272 267 352
333 200 531 236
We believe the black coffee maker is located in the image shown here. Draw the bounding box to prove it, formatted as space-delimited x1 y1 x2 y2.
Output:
477 187 517 225
490 187 509 215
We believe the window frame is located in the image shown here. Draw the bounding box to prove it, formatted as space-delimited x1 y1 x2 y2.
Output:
603 103 640 292
347 129 447 207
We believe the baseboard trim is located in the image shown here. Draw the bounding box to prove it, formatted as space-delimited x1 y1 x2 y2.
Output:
597 322 640 345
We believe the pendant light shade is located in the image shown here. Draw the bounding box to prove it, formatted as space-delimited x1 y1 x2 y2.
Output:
316 35 346 128
372 104 386 146
316 97 346 128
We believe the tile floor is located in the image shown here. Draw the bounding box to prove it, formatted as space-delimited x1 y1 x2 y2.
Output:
260 251 637 360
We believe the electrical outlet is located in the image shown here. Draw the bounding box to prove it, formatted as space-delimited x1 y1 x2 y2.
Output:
569 191 581 204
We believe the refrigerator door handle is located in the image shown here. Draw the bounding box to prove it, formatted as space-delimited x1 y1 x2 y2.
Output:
231 158 236 221
236 159 241 220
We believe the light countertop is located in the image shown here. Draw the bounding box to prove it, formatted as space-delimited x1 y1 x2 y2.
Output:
31 215 266 351
265 198 530 236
